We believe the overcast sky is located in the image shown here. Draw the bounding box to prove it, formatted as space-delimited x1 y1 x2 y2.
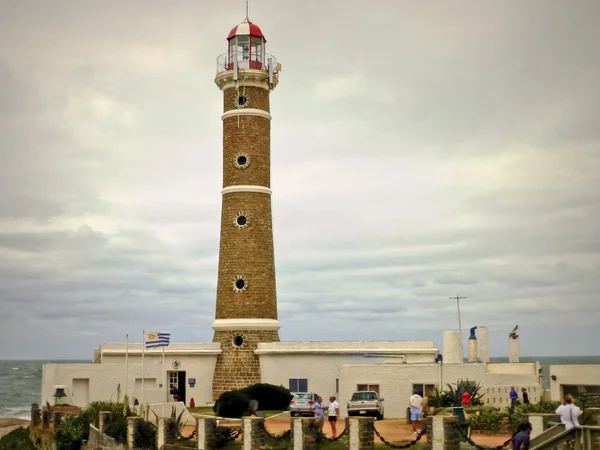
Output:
1 1 598 360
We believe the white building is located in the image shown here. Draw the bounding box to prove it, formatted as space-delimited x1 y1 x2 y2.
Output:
42 328 554 418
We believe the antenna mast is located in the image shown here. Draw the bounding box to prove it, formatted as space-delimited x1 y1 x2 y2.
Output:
245 0 249 21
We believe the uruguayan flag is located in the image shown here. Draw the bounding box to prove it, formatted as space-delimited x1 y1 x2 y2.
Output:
144 331 170 349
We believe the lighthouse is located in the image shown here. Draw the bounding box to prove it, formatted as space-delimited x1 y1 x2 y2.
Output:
211 14 281 398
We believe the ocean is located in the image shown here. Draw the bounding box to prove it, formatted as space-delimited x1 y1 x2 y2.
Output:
1 356 599 419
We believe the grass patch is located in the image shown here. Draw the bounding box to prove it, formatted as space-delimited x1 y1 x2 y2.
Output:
0 428 36 450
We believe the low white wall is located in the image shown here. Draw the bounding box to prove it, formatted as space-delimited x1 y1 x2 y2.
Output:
549 365 600 401
338 362 540 418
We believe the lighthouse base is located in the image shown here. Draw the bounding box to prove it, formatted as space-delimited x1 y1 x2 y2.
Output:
211 329 280 400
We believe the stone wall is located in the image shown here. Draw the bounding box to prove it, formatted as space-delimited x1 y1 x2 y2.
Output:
88 424 125 450
212 330 279 400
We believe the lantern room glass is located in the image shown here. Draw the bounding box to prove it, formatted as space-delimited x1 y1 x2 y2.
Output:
228 35 265 70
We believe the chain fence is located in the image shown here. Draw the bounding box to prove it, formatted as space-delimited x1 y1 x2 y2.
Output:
260 421 292 441
456 425 513 450
373 426 426 448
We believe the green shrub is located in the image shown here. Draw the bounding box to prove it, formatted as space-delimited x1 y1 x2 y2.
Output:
0 427 36 450
56 414 88 450
427 387 453 408
213 383 293 418
105 419 128 444
507 402 560 432
239 384 293 411
133 420 157 450
468 409 503 431
214 427 239 449
214 391 252 418
445 379 485 407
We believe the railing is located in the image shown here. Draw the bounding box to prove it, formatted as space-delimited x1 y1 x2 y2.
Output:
216 52 278 75
531 425 600 449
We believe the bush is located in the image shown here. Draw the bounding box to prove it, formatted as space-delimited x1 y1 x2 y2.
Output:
239 384 293 411
468 409 503 431
214 391 252 418
134 420 156 450
213 383 293 418
55 414 88 450
0 427 36 450
105 419 128 444
446 379 485 407
507 402 560 432
427 387 453 408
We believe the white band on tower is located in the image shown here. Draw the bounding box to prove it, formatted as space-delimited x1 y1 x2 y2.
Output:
221 109 271 121
212 319 281 331
222 185 272 195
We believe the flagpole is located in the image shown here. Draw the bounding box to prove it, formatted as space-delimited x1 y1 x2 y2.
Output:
125 334 129 400
141 330 145 409
162 346 165 418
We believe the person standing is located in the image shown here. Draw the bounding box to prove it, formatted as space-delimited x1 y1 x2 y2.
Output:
509 387 519 405
328 396 340 438
512 422 532 450
521 388 529 404
311 395 325 433
409 390 423 434
556 396 580 430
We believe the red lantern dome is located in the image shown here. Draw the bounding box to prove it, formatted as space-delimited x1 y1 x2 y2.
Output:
225 19 267 70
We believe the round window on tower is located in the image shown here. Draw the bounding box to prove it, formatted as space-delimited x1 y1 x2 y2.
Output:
233 94 249 108
232 275 248 293
233 335 244 347
234 212 249 228
234 153 249 169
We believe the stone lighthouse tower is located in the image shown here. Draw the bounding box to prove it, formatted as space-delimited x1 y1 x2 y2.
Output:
211 14 281 399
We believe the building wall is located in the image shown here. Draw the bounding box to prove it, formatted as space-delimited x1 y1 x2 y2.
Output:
549 365 600 401
42 354 218 408
338 362 540 418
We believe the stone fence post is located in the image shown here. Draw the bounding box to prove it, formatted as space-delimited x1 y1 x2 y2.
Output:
42 409 50 429
347 417 374 450
427 416 460 450
99 411 113 434
52 412 63 428
127 417 144 449
196 417 217 450
157 418 177 448
242 417 265 450
31 404 41 427
291 417 318 449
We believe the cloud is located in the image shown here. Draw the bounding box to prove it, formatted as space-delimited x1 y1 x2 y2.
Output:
0 0 599 359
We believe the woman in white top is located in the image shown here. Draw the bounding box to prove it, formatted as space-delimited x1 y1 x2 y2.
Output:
555 396 580 430
328 396 340 438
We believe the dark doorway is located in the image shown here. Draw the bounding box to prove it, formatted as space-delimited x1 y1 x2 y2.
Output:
177 371 186 405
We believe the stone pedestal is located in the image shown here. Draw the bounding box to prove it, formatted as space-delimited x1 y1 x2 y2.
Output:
127 417 144 449
427 416 460 450
42 409 50 429
291 418 318 450
347 417 374 450
478 326 489 363
242 417 265 450
509 337 519 363
31 404 41 427
197 417 217 450
99 412 113 434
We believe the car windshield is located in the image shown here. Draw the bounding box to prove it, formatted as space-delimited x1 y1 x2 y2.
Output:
294 393 312 400
351 392 377 401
